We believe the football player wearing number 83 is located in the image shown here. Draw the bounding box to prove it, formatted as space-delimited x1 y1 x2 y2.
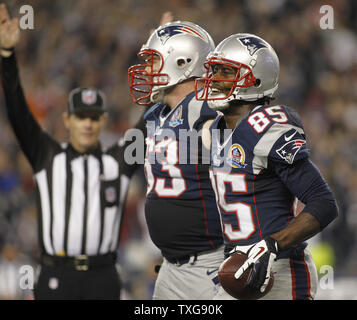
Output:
128 20 225 300
196 33 338 300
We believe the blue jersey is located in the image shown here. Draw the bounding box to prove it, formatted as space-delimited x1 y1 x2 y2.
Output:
210 105 310 256
144 91 223 259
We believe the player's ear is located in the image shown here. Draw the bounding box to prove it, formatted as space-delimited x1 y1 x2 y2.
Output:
63 112 70 130
100 112 108 127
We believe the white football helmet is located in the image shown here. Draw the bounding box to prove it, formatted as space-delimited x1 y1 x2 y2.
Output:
128 21 215 106
195 33 279 111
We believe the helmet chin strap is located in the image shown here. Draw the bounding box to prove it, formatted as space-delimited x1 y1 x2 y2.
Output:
207 90 240 111
150 89 165 104
207 95 230 111
150 75 197 104
207 82 247 111
150 82 176 104
207 83 279 111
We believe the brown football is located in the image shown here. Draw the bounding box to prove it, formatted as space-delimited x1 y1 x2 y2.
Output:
218 252 274 300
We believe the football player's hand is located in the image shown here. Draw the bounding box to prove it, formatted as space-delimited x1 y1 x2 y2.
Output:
233 237 278 293
0 4 20 57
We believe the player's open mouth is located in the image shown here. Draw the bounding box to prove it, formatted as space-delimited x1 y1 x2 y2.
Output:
210 87 224 95
209 85 230 97
211 87 221 93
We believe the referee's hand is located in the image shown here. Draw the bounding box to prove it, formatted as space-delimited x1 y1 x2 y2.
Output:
0 3 20 57
159 11 174 26
149 11 174 36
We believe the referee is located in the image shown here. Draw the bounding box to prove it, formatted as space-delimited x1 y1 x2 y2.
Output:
0 5 140 299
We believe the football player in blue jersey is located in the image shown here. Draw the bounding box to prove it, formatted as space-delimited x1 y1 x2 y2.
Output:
195 33 338 299
128 21 225 299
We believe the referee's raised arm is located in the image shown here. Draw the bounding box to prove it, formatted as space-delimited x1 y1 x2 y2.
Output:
0 4 58 172
0 3 133 300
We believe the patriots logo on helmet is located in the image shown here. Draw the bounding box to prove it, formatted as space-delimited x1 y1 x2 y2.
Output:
238 36 268 56
157 25 204 45
276 139 306 164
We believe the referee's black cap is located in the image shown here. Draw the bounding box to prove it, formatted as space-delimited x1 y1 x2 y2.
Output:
68 87 106 114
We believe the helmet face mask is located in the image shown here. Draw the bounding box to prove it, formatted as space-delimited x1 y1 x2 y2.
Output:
195 33 279 111
128 21 215 106
128 49 169 106
196 56 257 104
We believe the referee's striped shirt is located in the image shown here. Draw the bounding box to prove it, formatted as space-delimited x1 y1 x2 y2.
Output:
2 52 140 257
34 142 130 256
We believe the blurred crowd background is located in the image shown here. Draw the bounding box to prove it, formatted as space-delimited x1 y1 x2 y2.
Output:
0 0 356 299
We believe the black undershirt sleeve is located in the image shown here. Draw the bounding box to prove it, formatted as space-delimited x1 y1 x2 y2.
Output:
1 52 59 172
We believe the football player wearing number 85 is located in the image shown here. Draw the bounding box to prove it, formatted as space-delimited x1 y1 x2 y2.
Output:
128 20 224 300
196 33 338 300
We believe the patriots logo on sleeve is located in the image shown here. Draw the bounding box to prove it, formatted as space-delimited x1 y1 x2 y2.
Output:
238 36 268 56
276 139 306 164
157 25 205 44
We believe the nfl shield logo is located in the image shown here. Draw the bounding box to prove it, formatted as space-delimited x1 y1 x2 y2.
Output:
105 186 117 203
81 89 97 105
